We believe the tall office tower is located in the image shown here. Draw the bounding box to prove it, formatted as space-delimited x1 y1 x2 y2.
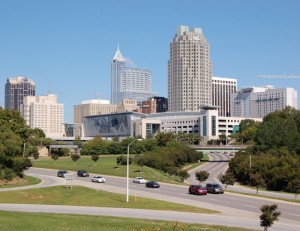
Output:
5 77 35 111
231 86 297 118
111 47 154 106
168 25 212 112
74 99 117 124
21 94 64 137
212 77 237 117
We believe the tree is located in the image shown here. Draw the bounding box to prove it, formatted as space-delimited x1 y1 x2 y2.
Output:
251 172 266 194
236 119 260 144
195 171 209 184
177 169 190 182
260 204 281 231
91 154 99 165
117 155 132 165
134 154 145 172
218 171 236 189
74 136 83 147
286 179 300 198
80 136 108 155
71 153 81 164
155 132 175 147
51 153 59 161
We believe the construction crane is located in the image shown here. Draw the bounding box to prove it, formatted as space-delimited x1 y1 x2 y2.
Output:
257 74 300 78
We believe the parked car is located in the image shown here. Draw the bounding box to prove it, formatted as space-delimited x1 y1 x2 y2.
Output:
133 177 147 184
57 170 68 178
206 183 224 194
91 176 106 183
77 170 89 177
189 185 207 195
145 181 160 188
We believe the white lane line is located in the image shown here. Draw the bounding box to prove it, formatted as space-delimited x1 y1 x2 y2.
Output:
289 213 300 217
207 198 219 202
225 197 240 201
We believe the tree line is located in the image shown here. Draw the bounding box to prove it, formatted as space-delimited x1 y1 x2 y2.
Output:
227 106 300 194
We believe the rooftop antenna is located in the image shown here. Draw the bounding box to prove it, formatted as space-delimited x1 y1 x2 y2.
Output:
48 80 51 94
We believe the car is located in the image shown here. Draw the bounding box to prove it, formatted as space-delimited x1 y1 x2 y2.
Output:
145 181 160 188
188 185 207 195
57 170 68 177
77 170 89 177
206 183 224 194
91 176 106 183
133 177 147 184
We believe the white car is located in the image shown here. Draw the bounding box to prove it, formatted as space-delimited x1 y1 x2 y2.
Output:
133 177 146 184
91 176 106 183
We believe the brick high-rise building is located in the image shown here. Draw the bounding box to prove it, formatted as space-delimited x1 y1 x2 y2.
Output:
142 96 168 114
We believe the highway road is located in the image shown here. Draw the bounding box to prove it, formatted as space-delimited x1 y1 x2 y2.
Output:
1 153 300 231
21 168 300 226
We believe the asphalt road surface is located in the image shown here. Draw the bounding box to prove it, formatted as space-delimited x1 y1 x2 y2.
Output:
1 157 300 231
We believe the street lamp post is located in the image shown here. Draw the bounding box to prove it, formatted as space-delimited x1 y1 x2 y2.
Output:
126 138 142 203
242 151 252 183
242 150 252 168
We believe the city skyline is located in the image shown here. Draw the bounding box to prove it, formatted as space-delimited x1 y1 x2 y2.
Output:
1 0 299 123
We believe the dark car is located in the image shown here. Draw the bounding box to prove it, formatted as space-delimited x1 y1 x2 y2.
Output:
206 183 224 194
57 170 68 177
77 170 89 177
189 185 207 195
145 181 160 188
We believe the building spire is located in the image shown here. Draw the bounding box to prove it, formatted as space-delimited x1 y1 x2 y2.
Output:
113 44 125 61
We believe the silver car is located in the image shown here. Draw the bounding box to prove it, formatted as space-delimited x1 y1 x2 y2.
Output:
133 177 146 184
91 176 106 183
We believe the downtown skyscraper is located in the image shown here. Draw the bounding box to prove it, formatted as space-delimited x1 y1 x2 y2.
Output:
168 26 212 112
5 76 35 111
111 47 154 106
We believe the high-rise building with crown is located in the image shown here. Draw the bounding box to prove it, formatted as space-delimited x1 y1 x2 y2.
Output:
111 47 154 106
5 77 35 111
168 26 212 112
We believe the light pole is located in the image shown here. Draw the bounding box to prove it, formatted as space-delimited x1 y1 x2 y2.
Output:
126 138 142 203
242 150 252 168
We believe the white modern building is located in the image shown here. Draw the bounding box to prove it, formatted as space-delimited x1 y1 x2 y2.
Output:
168 25 212 112
231 85 297 118
82 108 261 142
212 76 237 117
5 77 35 111
111 47 155 106
21 94 64 137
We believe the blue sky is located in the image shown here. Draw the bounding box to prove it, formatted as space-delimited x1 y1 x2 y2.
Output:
1 0 299 123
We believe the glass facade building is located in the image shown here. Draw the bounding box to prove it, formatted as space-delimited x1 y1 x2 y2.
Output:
111 47 155 106
5 77 35 111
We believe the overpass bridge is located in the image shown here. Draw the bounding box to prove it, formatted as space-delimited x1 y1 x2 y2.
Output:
192 145 248 152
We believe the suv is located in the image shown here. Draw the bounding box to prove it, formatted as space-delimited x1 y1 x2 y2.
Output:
206 183 224 194
77 170 89 177
57 170 68 177
189 185 207 195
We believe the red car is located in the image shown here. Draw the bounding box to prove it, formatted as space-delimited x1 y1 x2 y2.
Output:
189 185 207 195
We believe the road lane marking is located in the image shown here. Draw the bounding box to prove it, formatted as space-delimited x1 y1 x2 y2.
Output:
243 205 256 209
289 213 300 217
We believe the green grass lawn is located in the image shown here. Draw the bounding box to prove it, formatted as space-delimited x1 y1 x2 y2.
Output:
0 211 257 231
0 185 216 213
32 155 185 183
